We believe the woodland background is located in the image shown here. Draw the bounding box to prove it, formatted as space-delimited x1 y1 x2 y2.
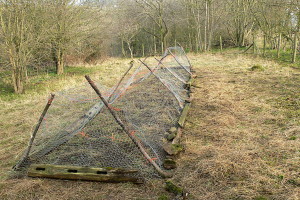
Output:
0 0 300 94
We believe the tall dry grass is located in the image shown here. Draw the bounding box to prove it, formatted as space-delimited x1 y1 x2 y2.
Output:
0 53 299 199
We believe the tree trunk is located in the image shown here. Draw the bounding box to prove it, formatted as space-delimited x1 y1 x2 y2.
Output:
56 48 64 75
9 52 24 94
121 39 126 57
12 67 24 94
127 41 133 59
154 36 157 55
277 33 281 58
207 0 213 51
204 0 208 51
197 7 202 52
263 34 266 57
292 32 297 63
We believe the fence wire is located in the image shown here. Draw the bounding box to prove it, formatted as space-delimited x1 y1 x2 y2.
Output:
16 46 191 179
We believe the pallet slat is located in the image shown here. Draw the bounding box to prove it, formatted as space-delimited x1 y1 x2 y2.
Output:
28 164 143 183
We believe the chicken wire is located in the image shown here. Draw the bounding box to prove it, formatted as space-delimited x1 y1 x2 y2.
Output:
15 46 191 179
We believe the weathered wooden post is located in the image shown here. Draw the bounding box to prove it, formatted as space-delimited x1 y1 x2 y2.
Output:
138 59 184 108
85 75 173 178
13 94 55 170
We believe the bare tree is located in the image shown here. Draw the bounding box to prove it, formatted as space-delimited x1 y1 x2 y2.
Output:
0 0 45 93
135 0 169 53
48 0 87 74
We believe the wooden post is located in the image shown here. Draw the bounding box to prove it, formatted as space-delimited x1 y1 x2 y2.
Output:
154 57 187 84
13 94 55 170
85 76 173 178
253 34 256 54
108 62 134 103
177 42 193 69
220 35 223 52
138 59 184 108
154 39 157 55
292 32 297 63
243 43 253 53
142 44 145 57
167 48 192 75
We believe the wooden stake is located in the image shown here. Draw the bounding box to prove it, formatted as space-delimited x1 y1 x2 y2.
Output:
176 42 193 69
138 59 184 108
263 34 266 57
29 62 148 161
108 61 134 103
220 35 223 52
167 48 192 75
154 57 187 84
13 94 55 170
243 43 253 53
85 76 173 178
292 32 298 63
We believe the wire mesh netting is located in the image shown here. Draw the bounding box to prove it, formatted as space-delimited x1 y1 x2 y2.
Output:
15 46 192 179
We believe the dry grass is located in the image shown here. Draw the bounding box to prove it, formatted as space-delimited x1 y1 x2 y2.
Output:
174 53 300 199
0 52 299 199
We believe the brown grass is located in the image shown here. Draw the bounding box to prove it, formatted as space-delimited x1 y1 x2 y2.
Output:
0 52 299 199
174 53 300 200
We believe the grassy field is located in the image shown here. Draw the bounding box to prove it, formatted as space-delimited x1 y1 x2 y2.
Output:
0 52 299 199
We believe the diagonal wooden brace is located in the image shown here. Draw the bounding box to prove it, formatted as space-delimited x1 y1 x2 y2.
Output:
85 75 173 178
13 94 55 170
138 59 184 109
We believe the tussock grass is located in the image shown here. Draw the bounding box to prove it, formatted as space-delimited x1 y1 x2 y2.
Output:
0 53 299 199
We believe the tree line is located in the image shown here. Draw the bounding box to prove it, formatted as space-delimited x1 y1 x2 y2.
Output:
0 0 299 94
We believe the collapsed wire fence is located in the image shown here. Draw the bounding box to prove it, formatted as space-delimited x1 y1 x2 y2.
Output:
13 46 192 181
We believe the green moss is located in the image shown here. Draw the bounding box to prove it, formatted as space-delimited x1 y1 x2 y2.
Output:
288 136 297 140
166 133 176 141
287 179 300 186
168 127 177 134
105 167 114 170
163 159 177 169
250 65 265 71
171 144 183 152
165 181 183 195
158 194 169 200
277 175 284 181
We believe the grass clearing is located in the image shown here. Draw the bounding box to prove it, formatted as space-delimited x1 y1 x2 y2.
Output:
0 52 299 199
